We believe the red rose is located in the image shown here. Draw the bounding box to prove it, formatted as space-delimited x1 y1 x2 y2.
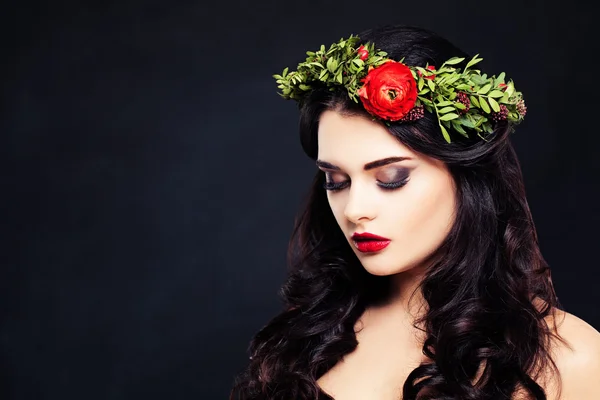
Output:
357 61 418 121
357 45 369 61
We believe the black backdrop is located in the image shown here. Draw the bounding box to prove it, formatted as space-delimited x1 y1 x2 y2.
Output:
2 0 599 399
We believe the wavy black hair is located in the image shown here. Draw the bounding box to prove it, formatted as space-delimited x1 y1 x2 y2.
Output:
230 25 562 400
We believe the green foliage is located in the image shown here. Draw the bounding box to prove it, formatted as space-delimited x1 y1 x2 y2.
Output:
273 36 389 102
413 54 526 142
274 35 527 143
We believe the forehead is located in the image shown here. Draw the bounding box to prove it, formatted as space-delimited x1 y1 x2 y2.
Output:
317 110 417 164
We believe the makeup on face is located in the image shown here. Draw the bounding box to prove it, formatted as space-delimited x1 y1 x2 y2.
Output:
316 110 457 276
317 157 412 192
316 156 412 255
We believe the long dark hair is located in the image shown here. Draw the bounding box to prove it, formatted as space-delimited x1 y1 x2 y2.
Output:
230 25 562 400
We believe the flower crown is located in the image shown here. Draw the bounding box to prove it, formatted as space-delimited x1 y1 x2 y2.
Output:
273 35 527 143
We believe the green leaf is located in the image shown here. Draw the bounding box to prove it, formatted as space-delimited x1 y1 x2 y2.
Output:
439 113 460 121
452 120 468 135
352 59 364 68
461 117 476 128
488 97 500 112
419 97 433 106
506 81 515 97
488 90 504 98
443 57 466 65
470 75 486 86
465 55 482 70
479 97 491 113
438 106 456 114
440 123 451 143
475 115 486 127
469 96 480 108
418 76 424 91
326 57 335 72
495 72 505 84
282 67 289 77
481 122 493 133
443 74 461 86
436 100 454 107
427 79 435 92
435 67 455 74
477 83 492 94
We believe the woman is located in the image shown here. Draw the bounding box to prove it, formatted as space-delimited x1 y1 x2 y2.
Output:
230 25 600 399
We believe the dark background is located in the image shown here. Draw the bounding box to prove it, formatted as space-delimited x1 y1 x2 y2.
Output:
2 0 599 399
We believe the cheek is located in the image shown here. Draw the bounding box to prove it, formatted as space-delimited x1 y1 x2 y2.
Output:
325 175 456 247
392 178 455 246
326 192 347 227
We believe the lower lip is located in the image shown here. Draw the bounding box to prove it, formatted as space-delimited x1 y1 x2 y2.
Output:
353 240 391 253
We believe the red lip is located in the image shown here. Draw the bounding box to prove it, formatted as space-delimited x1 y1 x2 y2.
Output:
352 232 390 241
351 232 391 253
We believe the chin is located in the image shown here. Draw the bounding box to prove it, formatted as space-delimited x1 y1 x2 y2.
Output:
358 258 409 276
363 267 398 276
356 252 421 277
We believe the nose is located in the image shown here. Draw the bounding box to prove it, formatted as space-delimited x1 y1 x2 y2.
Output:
343 183 376 224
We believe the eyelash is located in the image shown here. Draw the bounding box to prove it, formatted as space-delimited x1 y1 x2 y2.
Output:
323 177 409 192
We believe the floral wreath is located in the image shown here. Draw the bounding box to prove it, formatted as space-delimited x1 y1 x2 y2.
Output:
273 35 527 143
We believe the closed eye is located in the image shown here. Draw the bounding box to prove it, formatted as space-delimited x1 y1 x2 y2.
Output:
323 177 409 191
377 177 409 190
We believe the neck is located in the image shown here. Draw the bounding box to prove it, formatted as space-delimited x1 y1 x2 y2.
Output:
384 266 427 318
357 266 429 346
365 258 437 330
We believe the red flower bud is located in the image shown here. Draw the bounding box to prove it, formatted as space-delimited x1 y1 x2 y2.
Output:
357 45 369 61
418 65 436 80
425 65 436 79
498 83 508 90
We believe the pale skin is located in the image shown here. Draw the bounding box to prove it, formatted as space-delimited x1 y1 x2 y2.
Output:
314 109 600 400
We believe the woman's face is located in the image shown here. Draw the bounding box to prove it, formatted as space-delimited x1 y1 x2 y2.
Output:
317 109 457 276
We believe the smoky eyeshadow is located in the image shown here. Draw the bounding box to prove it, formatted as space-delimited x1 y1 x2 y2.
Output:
377 167 410 183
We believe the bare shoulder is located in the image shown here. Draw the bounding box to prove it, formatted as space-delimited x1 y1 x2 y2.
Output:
543 309 600 400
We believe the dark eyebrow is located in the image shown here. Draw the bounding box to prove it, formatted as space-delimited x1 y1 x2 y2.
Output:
316 156 411 171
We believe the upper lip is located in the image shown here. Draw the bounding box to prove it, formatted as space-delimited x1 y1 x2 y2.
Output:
351 232 390 241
